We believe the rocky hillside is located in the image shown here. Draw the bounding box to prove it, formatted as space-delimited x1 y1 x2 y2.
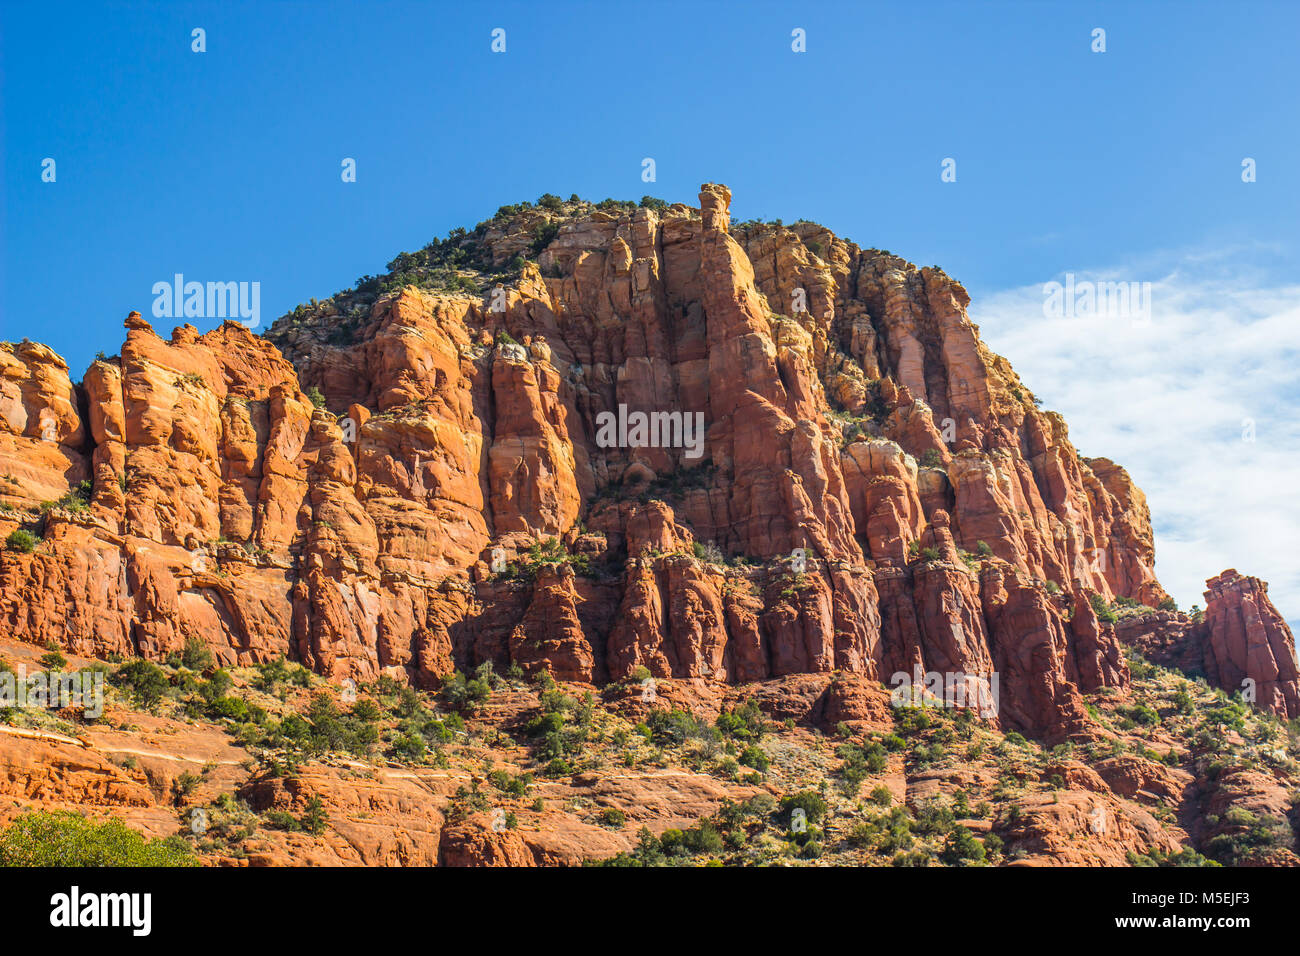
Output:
0 184 1297 866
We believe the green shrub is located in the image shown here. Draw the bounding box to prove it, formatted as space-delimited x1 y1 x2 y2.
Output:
716 699 766 741
1089 592 1117 624
300 796 328 835
940 825 986 865
1120 703 1160 727
351 699 383 721
659 820 723 857
600 807 626 827
112 659 171 709
390 732 426 762
305 693 379 756
530 222 560 255
836 740 890 792
208 696 250 721
39 481 93 515
442 669 492 713
778 791 827 826
487 769 533 797
181 636 214 671
263 810 301 831
4 529 38 553
0 811 196 866
1127 846 1219 867
39 643 67 669
894 707 933 736
595 818 725 866
738 745 770 772
1204 812 1291 864
691 540 724 564
647 708 719 746
251 656 311 692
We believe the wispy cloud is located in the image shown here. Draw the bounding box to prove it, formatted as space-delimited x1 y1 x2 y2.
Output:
969 249 1300 629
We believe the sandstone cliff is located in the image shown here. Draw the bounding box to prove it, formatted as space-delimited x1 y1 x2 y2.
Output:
1 185 1295 742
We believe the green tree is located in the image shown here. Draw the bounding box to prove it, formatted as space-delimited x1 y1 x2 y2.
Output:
112 659 171 709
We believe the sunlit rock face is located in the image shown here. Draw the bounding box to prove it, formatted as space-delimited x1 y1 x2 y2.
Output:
1 184 1289 739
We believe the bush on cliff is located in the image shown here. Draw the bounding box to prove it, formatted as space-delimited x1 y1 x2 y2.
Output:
939 825 987 865
251 656 311 693
4 529 38 553
304 693 379 756
715 699 766 741
442 666 492 713
1126 846 1219 867
778 791 828 827
647 707 719 747
300 796 328 835
523 688 595 769
1204 810 1292 864
0 811 196 867
836 740 891 793
594 820 722 866
112 659 172 709
738 745 770 772
1089 592 1118 624
180 636 215 671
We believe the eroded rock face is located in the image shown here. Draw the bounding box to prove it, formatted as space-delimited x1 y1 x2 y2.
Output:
1111 572 1300 719
0 186 1291 739
1198 571 1300 718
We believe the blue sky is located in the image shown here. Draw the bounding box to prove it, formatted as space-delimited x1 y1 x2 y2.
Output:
3 0 1298 619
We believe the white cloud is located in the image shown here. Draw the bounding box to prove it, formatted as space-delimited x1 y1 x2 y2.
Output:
969 250 1300 630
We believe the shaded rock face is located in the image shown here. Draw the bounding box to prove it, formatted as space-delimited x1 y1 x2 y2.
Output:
0 186 1289 739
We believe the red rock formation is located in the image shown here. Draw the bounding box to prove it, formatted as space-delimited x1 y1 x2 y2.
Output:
1199 571 1300 718
0 185 1287 740
1111 572 1300 719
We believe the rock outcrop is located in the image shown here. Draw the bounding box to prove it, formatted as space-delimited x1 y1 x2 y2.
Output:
1117 571 1300 719
0 185 1292 742
1198 571 1300 718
